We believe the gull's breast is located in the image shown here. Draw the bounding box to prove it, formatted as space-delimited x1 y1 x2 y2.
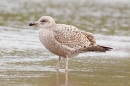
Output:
39 29 66 57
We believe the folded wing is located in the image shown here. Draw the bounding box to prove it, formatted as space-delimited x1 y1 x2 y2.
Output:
53 24 95 50
53 24 112 53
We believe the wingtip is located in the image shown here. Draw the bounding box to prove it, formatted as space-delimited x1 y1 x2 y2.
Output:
99 45 113 51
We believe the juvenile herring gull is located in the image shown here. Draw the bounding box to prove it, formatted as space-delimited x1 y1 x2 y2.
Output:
29 16 112 72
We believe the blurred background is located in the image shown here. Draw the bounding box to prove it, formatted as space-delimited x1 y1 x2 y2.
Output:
0 0 130 86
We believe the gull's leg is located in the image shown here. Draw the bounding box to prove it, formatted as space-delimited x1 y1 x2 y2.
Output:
65 56 69 72
56 56 61 71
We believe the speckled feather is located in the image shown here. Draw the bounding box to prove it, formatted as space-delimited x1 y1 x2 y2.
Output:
54 24 96 49
37 16 112 58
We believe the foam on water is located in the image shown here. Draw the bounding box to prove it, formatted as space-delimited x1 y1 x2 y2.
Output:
0 26 42 50
0 26 129 59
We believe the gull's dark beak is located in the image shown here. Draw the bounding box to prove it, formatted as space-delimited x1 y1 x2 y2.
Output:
29 22 38 26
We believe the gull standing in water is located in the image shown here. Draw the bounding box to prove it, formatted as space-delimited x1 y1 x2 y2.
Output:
29 16 112 72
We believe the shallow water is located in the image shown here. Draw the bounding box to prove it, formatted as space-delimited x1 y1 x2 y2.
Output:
0 0 130 86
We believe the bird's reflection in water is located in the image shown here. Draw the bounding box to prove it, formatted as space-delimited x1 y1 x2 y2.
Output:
56 71 60 86
56 71 68 86
65 71 68 86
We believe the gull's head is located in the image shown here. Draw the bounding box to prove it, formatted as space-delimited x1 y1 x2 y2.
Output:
29 16 56 28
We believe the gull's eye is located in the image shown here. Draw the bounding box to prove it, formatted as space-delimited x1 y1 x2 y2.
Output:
40 20 47 22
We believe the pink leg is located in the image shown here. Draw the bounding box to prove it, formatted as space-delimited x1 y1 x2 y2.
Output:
56 56 61 71
65 56 69 72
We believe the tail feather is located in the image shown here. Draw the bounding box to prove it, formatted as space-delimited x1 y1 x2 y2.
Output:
86 45 113 52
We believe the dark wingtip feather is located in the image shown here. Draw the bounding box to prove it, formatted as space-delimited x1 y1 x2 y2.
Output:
98 45 113 51
85 45 113 52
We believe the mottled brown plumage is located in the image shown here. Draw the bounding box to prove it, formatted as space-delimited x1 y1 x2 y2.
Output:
29 16 112 72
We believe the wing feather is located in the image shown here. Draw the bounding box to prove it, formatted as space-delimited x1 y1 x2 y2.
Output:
53 24 94 49
81 31 96 45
